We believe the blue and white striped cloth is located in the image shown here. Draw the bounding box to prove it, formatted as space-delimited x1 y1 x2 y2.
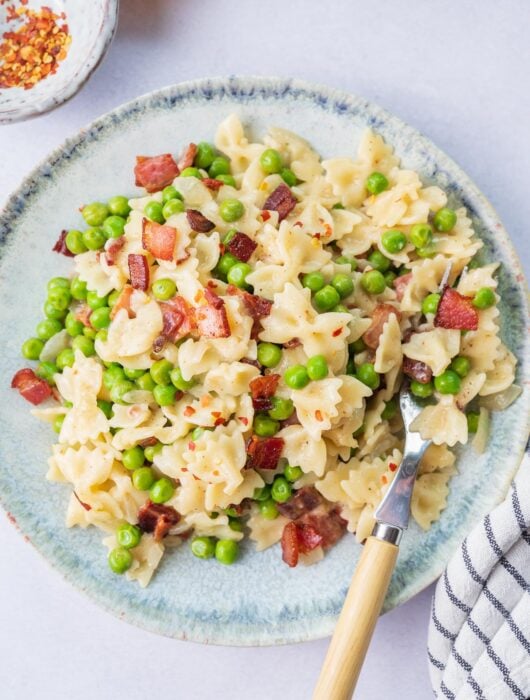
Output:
428 451 530 699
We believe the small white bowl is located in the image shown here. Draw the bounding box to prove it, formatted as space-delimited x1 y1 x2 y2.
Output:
0 0 118 124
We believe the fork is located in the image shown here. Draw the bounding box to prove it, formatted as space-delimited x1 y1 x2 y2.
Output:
313 386 431 700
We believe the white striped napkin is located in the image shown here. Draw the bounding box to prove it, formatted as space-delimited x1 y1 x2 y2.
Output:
428 450 530 699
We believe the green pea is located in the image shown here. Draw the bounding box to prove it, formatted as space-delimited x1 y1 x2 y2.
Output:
191 536 216 559
281 168 297 186
82 202 109 227
132 467 156 491
90 307 111 330
216 252 239 279
81 227 105 251
268 396 294 421
334 304 350 313
271 476 292 503
107 195 131 218
43 300 67 320
367 250 391 273
122 446 145 471
136 372 156 391
259 499 279 520
257 342 282 368
65 312 84 337
209 157 231 178
161 185 183 203
335 255 357 270
72 335 95 357
70 277 87 300
36 318 63 341
229 517 244 533
416 244 436 258
450 356 471 378
365 171 389 195
150 359 172 385
216 174 237 187
468 259 481 270
215 539 238 565
195 142 217 170
467 412 480 433
162 198 185 219
108 547 133 574
170 366 196 392
144 201 165 224
116 523 141 549
22 337 44 360
36 361 58 385
150 477 175 504
410 379 433 398
153 383 178 406
284 365 310 390
144 442 163 463
381 398 398 421
384 271 397 287
253 414 280 437
123 367 145 380
110 379 135 404
152 278 177 301
260 148 283 174
47 277 70 292
361 270 386 295
103 364 126 390
350 338 366 353
102 215 126 239
356 363 380 390
253 485 271 502
48 286 72 311
472 287 496 309
314 284 341 312
96 329 108 344
422 293 441 315
409 223 432 249
180 166 203 179
52 414 65 434
332 202 345 210
434 370 461 395
108 289 122 308
56 348 75 369
227 262 252 289
191 427 205 441
65 229 87 255
331 273 354 299
382 229 407 254
284 464 303 482
86 290 109 310
302 271 325 292
306 354 328 380
219 198 245 223
97 399 113 419
433 207 457 232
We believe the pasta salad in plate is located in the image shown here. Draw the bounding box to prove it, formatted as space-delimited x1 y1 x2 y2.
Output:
11 115 519 586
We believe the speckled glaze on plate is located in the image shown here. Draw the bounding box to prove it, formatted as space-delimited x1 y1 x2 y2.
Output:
0 0 118 124
0 77 528 646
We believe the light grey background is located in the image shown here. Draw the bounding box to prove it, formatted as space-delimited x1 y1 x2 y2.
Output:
0 1 528 699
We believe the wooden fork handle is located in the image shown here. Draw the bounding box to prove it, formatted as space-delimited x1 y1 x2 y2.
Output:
313 535 399 700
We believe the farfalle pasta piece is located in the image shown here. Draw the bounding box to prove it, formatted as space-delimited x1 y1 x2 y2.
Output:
215 114 265 174
410 396 468 447
374 313 402 373
402 328 460 376
279 424 328 477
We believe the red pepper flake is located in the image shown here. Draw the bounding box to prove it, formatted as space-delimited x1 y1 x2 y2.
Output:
315 410 323 422
261 210 271 222
389 462 398 472
332 327 342 337
238 416 249 426
188 441 196 451
183 406 195 417
381 475 388 485
211 411 221 419
214 417 226 427
0 5 72 90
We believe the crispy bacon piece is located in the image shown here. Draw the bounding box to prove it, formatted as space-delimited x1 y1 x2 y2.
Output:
142 219 176 261
11 368 53 405
281 522 299 567
177 143 197 171
435 286 479 331
249 374 280 411
299 506 347 548
227 285 272 338
137 500 180 542
160 296 196 341
240 357 261 369
202 178 224 191
393 272 412 302
297 524 324 553
195 289 230 338
402 356 432 384
263 184 297 221
284 337 302 349
75 304 92 328
134 154 179 193
186 209 215 233
277 486 323 520
363 304 402 350
52 229 74 257
226 232 257 262
128 253 150 291
104 235 125 265
110 285 134 320
246 435 284 470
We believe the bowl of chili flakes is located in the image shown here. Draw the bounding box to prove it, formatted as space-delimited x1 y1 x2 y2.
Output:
0 0 118 123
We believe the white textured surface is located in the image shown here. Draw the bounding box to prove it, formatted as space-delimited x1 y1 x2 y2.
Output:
0 1 528 699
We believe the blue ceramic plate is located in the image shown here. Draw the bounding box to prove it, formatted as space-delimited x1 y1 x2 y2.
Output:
0 77 528 646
